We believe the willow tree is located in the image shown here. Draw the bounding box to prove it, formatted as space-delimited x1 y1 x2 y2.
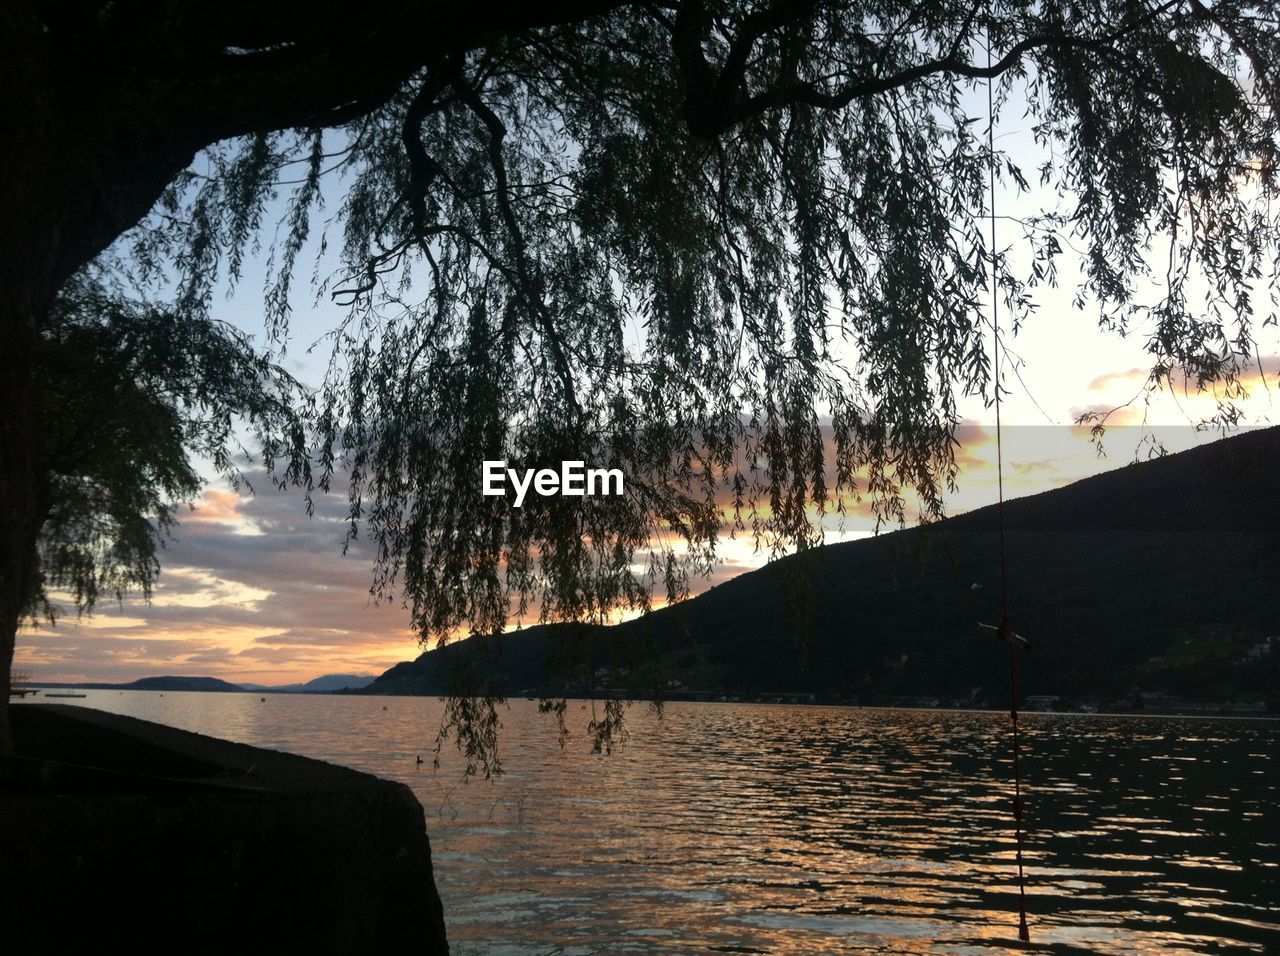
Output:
3 1 1278 753
2 277 310 751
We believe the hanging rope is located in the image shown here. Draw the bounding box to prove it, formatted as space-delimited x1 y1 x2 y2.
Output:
985 21 1031 945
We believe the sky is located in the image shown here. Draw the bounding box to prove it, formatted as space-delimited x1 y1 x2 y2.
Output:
15 68 1280 686
18 416 1276 687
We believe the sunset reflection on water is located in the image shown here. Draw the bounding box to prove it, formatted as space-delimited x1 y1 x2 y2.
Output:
28 692 1277 954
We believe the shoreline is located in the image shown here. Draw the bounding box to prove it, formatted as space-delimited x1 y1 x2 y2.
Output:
17 685 1276 721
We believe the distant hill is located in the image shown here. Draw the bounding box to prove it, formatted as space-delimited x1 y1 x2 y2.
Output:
364 426 1280 710
244 674 379 694
39 673 380 695
39 676 247 693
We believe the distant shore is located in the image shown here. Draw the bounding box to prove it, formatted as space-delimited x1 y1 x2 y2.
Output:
18 683 1275 720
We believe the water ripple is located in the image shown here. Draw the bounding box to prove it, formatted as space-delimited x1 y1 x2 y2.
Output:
34 692 1278 954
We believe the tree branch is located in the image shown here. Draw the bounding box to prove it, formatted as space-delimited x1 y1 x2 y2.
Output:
455 73 582 417
677 0 1186 138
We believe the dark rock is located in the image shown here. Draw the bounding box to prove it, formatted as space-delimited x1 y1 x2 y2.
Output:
1 705 449 954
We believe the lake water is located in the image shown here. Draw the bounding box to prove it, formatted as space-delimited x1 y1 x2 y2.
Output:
21 692 1278 954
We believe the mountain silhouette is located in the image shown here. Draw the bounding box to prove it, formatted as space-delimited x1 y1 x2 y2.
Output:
366 427 1280 709
38 676 247 693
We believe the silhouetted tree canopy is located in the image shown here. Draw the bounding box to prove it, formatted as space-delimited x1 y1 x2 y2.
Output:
23 277 310 624
3 0 1279 759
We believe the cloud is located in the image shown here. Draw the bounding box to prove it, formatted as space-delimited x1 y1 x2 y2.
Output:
181 487 246 525
17 475 421 684
147 567 273 609
1068 402 1146 427
1087 367 1150 392
1087 356 1280 408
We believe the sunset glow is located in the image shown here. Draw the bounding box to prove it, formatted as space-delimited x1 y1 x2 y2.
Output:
17 410 1273 686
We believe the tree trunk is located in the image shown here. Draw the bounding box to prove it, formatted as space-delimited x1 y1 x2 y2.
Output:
2 18 66 753
1 10 201 753
0 450 41 757
0 299 47 755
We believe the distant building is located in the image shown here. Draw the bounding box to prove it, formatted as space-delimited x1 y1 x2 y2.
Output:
1024 694 1059 711
1242 637 1276 661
